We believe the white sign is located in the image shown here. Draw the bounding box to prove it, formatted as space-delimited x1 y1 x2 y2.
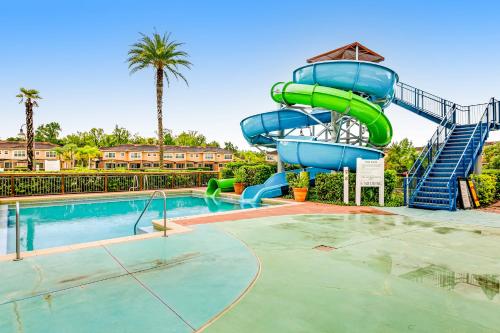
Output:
44 160 61 172
356 158 384 206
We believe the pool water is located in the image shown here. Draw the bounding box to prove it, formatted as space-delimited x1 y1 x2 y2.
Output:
1 195 261 254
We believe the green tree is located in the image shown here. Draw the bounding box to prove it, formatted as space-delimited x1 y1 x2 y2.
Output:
385 138 418 173
35 122 62 144
87 128 105 147
128 31 192 168
111 125 131 145
483 142 500 169
163 129 175 145
174 130 207 146
224 141 238 152
206 140 220 148
54 143 78 168
236 150 266 163
76 145 102 168
16 88 42 171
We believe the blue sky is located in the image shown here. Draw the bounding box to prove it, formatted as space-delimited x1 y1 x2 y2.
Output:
1 0 499 148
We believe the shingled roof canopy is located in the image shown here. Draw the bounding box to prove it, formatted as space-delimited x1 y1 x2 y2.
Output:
307 42 384 63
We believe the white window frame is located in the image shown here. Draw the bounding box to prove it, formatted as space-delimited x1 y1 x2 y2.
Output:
224 154 232 160
13 150 26 158
130 152 142 159
205 153 214 159
45 151 57 158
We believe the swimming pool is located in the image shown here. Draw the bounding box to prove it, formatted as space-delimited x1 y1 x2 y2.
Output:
0 194 262 254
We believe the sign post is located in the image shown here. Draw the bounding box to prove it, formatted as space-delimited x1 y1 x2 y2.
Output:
343 167 349 204
355 158 384 206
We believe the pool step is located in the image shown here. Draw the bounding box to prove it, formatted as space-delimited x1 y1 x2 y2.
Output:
137 226 155 234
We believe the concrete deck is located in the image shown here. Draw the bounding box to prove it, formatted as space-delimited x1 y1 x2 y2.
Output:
205 214 500 332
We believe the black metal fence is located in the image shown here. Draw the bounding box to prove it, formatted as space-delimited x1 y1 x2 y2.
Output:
0 172 218 197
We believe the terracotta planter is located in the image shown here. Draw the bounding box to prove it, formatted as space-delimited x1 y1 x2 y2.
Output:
234 182 246 195
293 187 308 202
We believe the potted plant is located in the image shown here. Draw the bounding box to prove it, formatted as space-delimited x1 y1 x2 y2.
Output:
286 171 310 202
233 167 247 195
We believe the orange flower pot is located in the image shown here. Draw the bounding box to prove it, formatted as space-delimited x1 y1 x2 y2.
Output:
293 187 308 202
234 182 246 195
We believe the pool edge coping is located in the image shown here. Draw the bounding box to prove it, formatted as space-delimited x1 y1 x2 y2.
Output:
0 222 193 262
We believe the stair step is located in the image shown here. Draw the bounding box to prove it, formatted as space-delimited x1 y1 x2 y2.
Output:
410 202 451 210
415 191 449 198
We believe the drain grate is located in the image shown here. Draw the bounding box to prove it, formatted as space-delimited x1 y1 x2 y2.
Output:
313 245 336 252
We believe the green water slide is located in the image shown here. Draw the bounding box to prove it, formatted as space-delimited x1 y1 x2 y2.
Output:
205 178 236 197
271 82 393 146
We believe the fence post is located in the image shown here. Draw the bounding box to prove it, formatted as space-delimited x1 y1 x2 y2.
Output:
10 175 15 196
104 174 108 192
197 173 202 187
139 174 143 191
61 174 65 194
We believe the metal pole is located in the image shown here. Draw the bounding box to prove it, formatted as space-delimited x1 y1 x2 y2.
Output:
162 195 167 237
14 202 22 261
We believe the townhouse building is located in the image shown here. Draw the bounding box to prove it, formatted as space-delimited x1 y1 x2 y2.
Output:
0 141 59 170
99 144 234 171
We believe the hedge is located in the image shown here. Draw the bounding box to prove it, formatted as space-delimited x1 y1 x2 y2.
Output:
471 174 497 205
482 169 500 200
234 164 274 186
312 169 402 206
220 161 277 179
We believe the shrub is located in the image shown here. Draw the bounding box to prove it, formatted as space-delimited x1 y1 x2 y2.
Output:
482 169 500 200
221 161 275 179
286 171 309 188
471 174 497 205
312 170 401 206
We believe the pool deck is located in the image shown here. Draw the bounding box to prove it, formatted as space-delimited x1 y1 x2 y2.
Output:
1 191 500 332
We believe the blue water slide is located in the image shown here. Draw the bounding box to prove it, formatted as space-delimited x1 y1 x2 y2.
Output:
293 60 399 107
239 60 396 203
240 167 330 204
241 108 331 146
277 139 383 171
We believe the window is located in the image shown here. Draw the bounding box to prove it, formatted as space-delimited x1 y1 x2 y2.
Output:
105 163 116 169
217 154 220 158
224 154 232 160
164 163 173 169
267 155 275 161
3 151 7 155
147 153 156 157
120 152 125 157
164 153 173 159
176 163 185 169
46 151 57 158
205 153 214 159
130 152 141 159
187 163 194 168
196 154 199 157
129 163 141 169
13 150 26 158
175 153 185 159
105 152 116 158
35 151 40 156
219 163 224 167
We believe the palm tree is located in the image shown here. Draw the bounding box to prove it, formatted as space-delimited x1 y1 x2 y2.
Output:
127 32 191 168
16 88 42 171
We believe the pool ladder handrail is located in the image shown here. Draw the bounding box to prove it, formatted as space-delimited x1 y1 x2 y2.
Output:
129 175 139 191
133 190 167 237
14 201 22 261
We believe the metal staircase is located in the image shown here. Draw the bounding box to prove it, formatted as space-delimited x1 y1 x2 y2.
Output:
394 82 499 210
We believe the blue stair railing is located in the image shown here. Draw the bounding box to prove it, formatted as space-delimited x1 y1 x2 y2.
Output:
447 100 496 210
394 82 499 128
394 82 455 124
403 104 457 206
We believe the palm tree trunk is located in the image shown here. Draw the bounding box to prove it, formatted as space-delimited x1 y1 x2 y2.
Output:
25 100 34 171
156 68 164 169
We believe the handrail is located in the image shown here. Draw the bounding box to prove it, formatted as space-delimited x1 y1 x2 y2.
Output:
405 103 457 204
129 175 139 191
446 101 493 209
143 175 149 190
133 190 167 236
14 201 22 261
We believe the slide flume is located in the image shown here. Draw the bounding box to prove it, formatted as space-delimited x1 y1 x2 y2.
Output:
238 60 397 203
